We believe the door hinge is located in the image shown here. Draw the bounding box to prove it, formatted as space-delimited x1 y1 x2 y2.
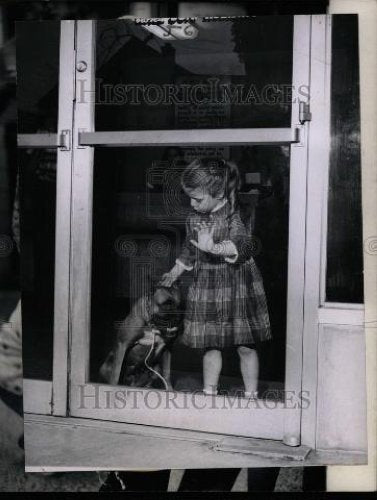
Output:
299 101 312 124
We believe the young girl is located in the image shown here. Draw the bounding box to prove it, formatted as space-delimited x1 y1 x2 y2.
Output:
161 158 271 398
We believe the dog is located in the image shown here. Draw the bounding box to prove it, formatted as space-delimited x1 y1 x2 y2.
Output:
99 285 181 390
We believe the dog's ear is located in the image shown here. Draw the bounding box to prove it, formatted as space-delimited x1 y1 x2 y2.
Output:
154 287 169 305
163 286 181 305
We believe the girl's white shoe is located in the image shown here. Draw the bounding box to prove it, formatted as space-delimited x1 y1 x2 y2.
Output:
203 387 218 396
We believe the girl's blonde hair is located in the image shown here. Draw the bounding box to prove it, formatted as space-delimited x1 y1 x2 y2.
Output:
181 158 241 216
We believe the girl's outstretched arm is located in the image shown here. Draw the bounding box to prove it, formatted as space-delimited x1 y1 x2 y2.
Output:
160 262 186 287
160 215 198 286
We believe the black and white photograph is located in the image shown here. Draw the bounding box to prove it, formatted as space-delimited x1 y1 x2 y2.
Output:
0 0 376 494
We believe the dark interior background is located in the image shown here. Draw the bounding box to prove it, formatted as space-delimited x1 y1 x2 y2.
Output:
89 145 290 394
89 17 294 391
95 16 293 130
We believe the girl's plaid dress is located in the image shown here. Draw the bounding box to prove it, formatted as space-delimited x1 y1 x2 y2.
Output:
177 201 271 348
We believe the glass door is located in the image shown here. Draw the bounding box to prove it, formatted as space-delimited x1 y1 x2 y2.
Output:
68 17 312 444
17 20 74 415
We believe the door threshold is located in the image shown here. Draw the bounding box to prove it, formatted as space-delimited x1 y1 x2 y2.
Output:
24 414 366 470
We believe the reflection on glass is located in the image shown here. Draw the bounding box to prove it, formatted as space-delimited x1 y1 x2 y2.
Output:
19 149 56 380
16 21 60 133
94 17 293 130
91 146 290 400
326 15 363 303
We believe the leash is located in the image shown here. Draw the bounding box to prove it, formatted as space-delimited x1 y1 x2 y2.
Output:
139 293 171 390
143 330 170 391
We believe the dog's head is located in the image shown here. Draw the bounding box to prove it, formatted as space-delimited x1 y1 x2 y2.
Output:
153 284 180 315
151 284 181 341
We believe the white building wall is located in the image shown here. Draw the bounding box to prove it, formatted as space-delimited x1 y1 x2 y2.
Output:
316 324 367 451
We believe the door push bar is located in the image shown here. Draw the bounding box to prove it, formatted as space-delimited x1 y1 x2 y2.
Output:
17 130 71 150
77 128 301 147
18 128 302 149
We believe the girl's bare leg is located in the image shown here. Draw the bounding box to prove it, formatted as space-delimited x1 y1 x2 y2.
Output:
203 349 222 394
237 346 259 396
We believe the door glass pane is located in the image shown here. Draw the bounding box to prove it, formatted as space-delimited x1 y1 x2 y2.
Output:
16 21 60 133
19 149 56 380
94 17 293 131
326 15 363 303
90 146 290 399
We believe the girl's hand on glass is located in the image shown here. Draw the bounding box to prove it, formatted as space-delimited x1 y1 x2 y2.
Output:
191 222 216 253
